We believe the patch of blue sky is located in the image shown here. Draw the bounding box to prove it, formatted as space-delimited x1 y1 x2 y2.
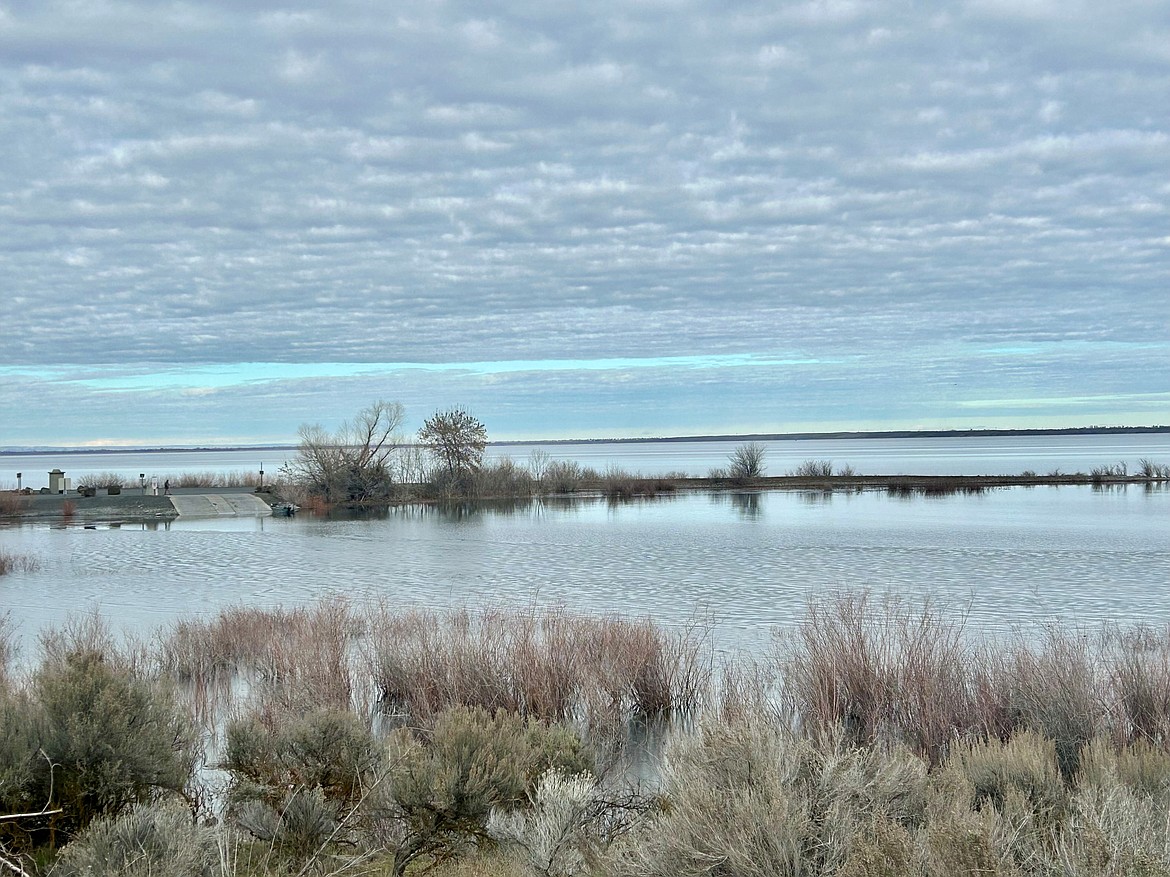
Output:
29 354 835 393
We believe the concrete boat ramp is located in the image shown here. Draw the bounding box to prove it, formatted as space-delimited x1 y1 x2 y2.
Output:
167 492 274 517
4 487 278 523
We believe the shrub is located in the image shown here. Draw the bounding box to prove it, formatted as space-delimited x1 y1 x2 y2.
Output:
778 592 977 762
52 801 216 877
787 459 834 477
31 648 198 837
385 706 592 877
1103 625 1170 747
0 613 15 689
606 718 927 877
488 768 601 876
986 627 1100 780
223 707 380 867
474 458 535 498
1091 462 1128 483
0 492 29 516
0 551 40 577
1138 459 1170 479
234 787 342 865
726 443 766 481
940 731 1066 821
224 707 379 810
76 472 127 490
540 461 585 494
364 607 710 731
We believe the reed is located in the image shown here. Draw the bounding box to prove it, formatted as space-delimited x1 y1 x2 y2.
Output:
598 466 675 501
165 469 269 488
157 599 360 722
0 491 29 516
363 604 710 730
0 550 40 576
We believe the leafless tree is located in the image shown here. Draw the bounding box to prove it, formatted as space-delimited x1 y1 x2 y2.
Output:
727 442 767 481
282 400 406 502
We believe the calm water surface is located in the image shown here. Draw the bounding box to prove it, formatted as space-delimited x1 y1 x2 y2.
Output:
4 432 1170 486
3 484 1168 657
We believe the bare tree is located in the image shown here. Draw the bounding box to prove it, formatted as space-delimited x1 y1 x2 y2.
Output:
727 442 767 481
282 400 406 502
418 408 488 483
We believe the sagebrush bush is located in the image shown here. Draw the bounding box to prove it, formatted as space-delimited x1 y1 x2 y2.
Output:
52 801 216 877
2 644 198 846
606 718 927 877
234 787 342 865
385 706 592 877
225 707 379 810
488 768 600 876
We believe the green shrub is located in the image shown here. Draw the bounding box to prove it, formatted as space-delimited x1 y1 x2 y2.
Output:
52 801 216 877
0 646 197 852
234 787 342 865
385 706 592 877
606 719 927 877
37 650 196 829
225 707 379 809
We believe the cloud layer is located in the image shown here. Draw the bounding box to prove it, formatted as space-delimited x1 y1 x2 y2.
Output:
2 0 1167 443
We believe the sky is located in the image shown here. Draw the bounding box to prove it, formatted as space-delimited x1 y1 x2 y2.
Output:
1 0 1167 447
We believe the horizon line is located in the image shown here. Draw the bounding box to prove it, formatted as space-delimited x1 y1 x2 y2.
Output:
3 424 1167 455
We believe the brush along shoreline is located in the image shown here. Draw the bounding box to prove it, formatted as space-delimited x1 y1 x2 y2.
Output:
1 469 1167 523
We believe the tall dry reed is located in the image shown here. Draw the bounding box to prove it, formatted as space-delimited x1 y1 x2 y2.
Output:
157 599 359 723
362 604 710 731
0 491 29 516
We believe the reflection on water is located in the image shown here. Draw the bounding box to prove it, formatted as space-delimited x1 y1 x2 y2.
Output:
2 487 1169 658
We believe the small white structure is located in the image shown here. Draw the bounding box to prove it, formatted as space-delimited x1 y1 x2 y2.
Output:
48 469 67 494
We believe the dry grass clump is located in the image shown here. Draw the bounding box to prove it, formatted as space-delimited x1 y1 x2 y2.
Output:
1138 458 1170 479
157 599 359 721
0 492 30 516
167 470 268 488
364 606 710 731
778 593 1170 781
1091 462 1129 483
0 550 40 576
598 467 676 501
777 592 979 763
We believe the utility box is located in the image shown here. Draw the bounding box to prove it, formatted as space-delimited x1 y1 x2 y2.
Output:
48 469 67 494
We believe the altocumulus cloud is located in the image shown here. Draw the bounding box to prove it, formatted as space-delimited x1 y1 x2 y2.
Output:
0 0 1167 444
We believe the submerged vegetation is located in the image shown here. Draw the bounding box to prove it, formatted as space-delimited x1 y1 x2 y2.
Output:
8 595 1170 874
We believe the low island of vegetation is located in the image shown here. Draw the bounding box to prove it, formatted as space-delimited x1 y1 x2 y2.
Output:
4 401 1167 528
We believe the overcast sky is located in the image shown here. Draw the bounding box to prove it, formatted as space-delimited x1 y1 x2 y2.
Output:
1 0 1167 446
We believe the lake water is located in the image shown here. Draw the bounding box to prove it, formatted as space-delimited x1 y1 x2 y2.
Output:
4 431 1170 488
3 435 1169 658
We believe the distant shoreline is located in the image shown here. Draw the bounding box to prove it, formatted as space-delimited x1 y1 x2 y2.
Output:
3 424 1167 456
